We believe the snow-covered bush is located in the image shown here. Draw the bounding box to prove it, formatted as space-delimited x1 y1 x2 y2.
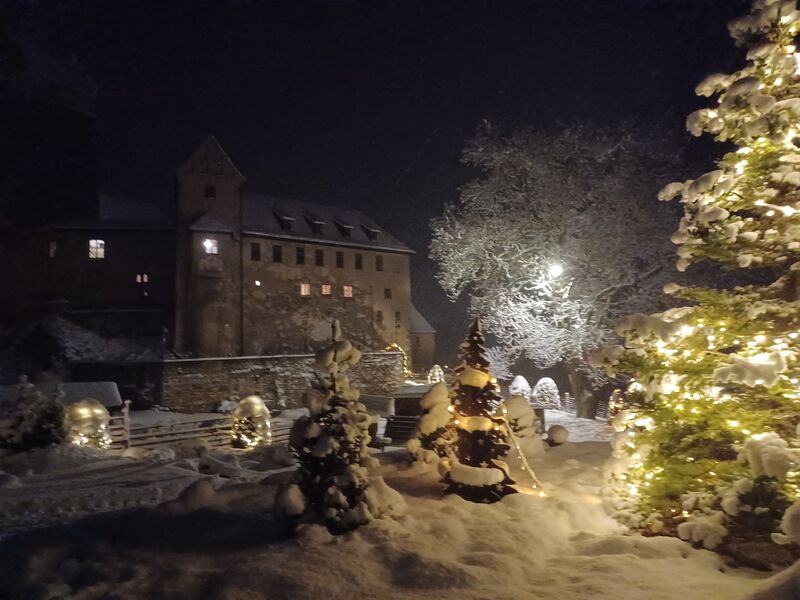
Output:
0 376 66 452
406 382 452 463
503 394 544 456
275 320 405 533
532 377 560 409
508 375 531 398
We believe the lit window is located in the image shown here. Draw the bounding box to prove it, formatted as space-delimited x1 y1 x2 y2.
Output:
89 239 105 259
315 249 324 266
321 284 332 296
300 283 311 296
251 242 261 261
343 285 353 298
376 255 384 271
49 240 57 258
135 274 149 284
336 251 344 268
355 254 363 270
273 245 283 263
136 274 141 283
203 238 218 254
384 288 392 299
143 273 149 283
255 280 261 287
296 247 305 265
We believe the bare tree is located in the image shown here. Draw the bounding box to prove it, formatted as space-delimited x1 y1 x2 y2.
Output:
431 123 683 416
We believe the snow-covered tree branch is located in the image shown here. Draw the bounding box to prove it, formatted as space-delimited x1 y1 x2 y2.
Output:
431 123 684 415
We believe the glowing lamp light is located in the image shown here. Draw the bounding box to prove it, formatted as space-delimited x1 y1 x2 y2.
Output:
548 264 564 278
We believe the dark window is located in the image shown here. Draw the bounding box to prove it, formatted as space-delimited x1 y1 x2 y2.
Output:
336 251 344 268
375 255 384 271
376 310 383 324
395 311 401 324
305 215 325 235
296 247 305 265
315 249 324 266
384 288 392 299
355 254 363 270
274 209 295 232
250 242 261 261
273 245 283 263
204 185 216 198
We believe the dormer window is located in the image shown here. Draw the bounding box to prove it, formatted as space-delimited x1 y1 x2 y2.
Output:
334 218 353 238
273 209 295 232
305 213 325 235
361 223 380 241
203 238 218 254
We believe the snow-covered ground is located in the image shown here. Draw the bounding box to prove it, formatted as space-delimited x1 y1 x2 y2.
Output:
0 413 795 599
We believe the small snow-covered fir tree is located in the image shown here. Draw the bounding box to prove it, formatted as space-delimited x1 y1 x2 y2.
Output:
440 318 517 503
593 0 800 548
276 321 405 533
406 382 453 462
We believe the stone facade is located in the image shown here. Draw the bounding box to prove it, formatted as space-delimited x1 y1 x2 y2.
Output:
159 351 404 413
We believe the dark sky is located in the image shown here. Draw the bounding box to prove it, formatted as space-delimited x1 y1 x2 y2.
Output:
5 0 749 361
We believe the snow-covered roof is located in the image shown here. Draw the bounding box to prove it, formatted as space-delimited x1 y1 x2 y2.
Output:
409 305 436 334
0 382 123 412
189 213 235 233
241 193 413 254
98 194 164 222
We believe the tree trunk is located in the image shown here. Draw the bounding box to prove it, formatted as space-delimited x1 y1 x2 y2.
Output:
567 358 597 419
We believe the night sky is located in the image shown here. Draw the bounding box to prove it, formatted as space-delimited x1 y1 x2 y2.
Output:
5 0 750 360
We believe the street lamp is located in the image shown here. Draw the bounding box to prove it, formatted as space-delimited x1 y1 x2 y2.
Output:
548 264 563 278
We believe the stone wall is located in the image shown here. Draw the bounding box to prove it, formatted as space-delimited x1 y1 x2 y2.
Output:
159 351 404 413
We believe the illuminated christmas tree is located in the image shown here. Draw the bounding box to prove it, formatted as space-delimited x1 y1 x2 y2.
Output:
592 0 800 548
440 318 516 503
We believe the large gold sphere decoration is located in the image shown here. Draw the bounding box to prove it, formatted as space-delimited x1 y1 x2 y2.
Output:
232 395 272 448
64 398 111 448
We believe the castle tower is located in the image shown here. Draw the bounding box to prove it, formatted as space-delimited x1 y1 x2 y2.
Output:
174 136 246 357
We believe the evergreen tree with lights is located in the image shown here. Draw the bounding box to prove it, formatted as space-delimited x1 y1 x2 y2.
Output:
276 320 405 533
440 318 517 503
592 0 800 550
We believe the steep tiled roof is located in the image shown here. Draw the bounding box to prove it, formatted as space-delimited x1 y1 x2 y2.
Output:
241 193 412 254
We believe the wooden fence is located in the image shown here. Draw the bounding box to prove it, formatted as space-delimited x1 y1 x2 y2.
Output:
108 402 297 450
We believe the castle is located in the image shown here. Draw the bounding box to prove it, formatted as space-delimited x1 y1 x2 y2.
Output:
8 136 435 371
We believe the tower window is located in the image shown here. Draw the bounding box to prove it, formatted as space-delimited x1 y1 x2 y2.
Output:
250 242 261 261
395 311 401 324
300 283 311 297
296 247 305 265
89 239 105 259
384 288 392 299
321 284 332 296
202 238 218 255
336 251 344 268
273 244 283 263
315 249 324 267
376 310 383 324
376 255 384 271
343 285 353 298
355 254 363 270
49 240 57 258
204 185 216 198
